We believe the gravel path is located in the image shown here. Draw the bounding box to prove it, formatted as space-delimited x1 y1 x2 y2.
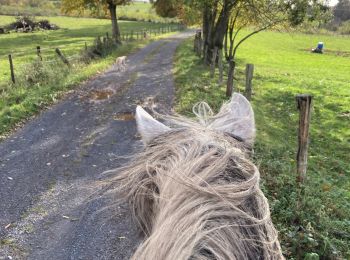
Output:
0 30 194 260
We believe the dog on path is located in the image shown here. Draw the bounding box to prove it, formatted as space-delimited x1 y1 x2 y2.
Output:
115 56 127 71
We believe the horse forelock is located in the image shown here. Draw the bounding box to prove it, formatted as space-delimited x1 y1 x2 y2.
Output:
106 119 284 260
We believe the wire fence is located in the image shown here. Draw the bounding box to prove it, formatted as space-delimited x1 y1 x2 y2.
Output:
1 24 185 84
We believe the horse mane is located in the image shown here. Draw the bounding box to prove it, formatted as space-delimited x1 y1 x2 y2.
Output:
105 105 284 260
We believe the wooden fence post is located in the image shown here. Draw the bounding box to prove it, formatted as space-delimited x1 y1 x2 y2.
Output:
245 64 254 101
85 41 88 51
203 44 208 64
36 46 42 61
194 35 198 52
210 47 218 77
198 39 202 57
103 37 107 48
8 54 15 84
96 36 102 50
296 94 312 183
106 32 109 39
55 48 69 66
226 59 236 97
218 49 223 84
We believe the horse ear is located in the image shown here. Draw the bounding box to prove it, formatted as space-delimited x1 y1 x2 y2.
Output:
209 93 256 143
135 106 171 144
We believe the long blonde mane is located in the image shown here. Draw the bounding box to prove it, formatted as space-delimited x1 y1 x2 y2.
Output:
106 102 284 260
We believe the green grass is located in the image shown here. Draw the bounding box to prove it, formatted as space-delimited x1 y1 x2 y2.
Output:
174 31 350 259
0 14 182 138
0 15 176 83
118 2 176 23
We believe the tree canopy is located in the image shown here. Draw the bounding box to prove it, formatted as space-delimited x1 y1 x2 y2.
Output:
334 0 350 22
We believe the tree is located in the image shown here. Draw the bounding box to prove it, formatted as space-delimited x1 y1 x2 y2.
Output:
154 0 329 96
334 0 350 22
223 0 288 96
223 0 330 96
61 0 132 44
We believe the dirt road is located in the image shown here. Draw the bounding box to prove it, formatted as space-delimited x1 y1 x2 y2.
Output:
0 30 193 260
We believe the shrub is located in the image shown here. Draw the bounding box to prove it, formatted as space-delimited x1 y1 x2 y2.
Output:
337 21 350 34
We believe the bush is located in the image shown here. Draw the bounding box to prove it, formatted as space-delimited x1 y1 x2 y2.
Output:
5 16 59 32
338 21 350 34
18 59 69 87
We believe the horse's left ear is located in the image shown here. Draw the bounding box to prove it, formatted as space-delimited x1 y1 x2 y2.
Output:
135 106 171 144
209 93 256 143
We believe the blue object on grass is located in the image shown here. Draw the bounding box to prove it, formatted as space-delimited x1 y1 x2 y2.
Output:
317 42 324 50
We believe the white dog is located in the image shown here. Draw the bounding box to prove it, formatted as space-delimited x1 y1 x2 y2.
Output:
116 56 127 71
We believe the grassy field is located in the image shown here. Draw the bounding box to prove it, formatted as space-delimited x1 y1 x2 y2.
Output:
0 14 181 138
0 15 175 83
0 2 173 22
174 31 350 258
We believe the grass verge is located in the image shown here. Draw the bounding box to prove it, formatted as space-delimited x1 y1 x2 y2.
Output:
173 35 350 259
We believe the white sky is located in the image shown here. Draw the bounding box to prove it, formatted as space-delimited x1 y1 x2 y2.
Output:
328 0 339 6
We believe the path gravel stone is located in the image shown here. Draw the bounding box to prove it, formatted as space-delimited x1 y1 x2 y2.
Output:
0 30 194 260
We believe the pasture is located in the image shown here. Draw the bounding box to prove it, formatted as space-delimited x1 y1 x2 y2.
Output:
0 15 174 83
174 31 350 258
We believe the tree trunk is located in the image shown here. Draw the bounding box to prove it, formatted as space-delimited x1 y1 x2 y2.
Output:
210 47 218 77
218 48 224 84
205 2 232 64
202 5 210 58
224 27 228 60
226 59 236 97
108 3 121 44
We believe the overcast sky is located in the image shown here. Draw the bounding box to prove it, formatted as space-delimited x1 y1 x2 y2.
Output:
328 0 339 6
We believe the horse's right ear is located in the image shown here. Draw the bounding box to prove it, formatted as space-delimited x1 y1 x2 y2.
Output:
135 106 171 145
209 93 256 143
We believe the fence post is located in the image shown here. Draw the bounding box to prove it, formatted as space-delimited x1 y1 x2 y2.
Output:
203 44 208 64
8 54 15 84
103 37 107 48
106 32 109 39
245 64 254 101
55 48 70 66
85 41 88 51
198 39 203 57
210 47 218 77
226 59 236 97
296 94 312 183
218 49 223 84
36 46 42 61
131 30 134 40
